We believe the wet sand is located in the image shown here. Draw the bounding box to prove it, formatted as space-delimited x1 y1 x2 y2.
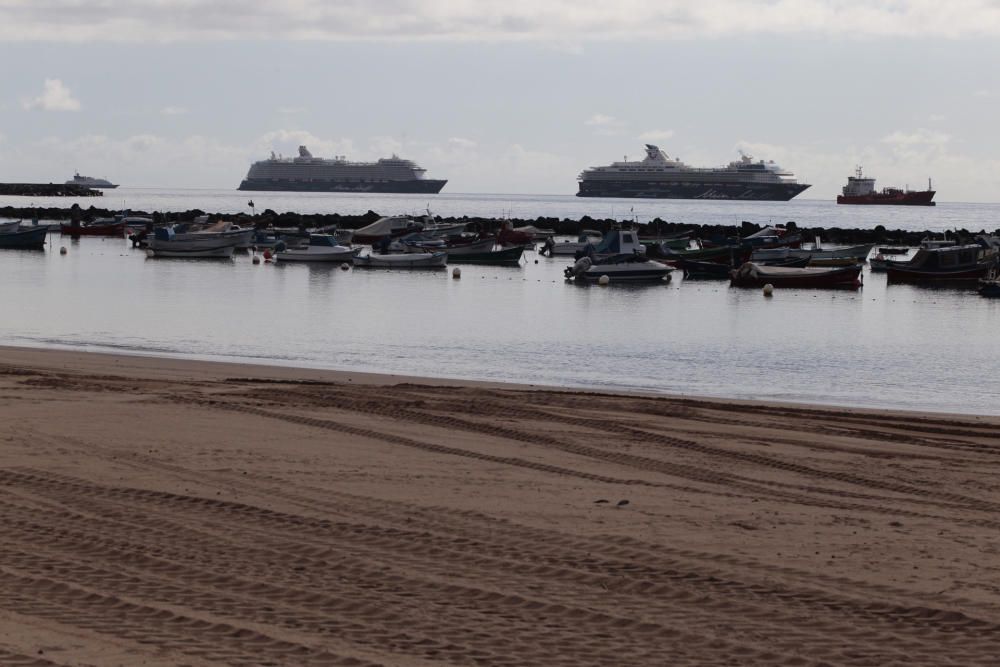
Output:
1 345 999 666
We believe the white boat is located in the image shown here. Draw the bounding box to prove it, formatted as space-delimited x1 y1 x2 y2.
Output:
146 226 243 258
275 235 360 262
564 230 671 282
540 231 603 256
353 251 448 268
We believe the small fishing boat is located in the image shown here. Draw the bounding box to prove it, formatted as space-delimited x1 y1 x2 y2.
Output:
0 221 21 233
658 244 750 265
729 262 863 289
353 251 448 269
146 227 240 258
564 230 672 282
59 219 126 236
449 245 525 265
885 243 998 284
539 231 603 256
752 243 873 263
0 226 47 249
274 234 359 262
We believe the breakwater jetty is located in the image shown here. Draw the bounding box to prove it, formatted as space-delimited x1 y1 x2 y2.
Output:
0 183 102 197
1 204 997 247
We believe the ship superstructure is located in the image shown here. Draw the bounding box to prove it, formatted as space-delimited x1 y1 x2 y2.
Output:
576 145 810 200
65 172 118 189
238 146 447 193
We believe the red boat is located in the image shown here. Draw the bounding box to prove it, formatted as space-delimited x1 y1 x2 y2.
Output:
730 262 863 289
885 243 997 283
836 167 935 206
60 219 126 236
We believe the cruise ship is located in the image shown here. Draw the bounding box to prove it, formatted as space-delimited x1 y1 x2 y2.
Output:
65 172 118 189
577 145 810 200
238 146 447 193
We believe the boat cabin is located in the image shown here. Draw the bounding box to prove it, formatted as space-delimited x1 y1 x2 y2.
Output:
904 243 995 271
590 229 646 257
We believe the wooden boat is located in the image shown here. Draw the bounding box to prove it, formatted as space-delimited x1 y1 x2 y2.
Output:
885 243 998 283
752 243 873 263
353 251 448 268
449 245 524 265
60 219 125 236
351 216 423 244
146 226 242 258
730 262 863 289
0 221 21 233
0 226 47 249
275 234 359 262
658 244 750 265
680 255 808 279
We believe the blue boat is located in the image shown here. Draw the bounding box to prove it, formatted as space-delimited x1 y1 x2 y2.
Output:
0 226 47 250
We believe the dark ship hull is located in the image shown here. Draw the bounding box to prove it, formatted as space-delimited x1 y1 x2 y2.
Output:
238 179 447 193
576 181 810 201
837 190 935 206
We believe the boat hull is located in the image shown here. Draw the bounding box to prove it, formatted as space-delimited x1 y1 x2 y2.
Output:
276 248 359 263
448 246 525 265
730 263 862 289
238 179 447 194
886 263 994 283
0 226 47 249
146 245 236 258
60 223 125 236
577 181 810 201
837 191 935 206
353 252 448 268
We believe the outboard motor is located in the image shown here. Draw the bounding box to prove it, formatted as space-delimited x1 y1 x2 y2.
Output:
564 256 592 280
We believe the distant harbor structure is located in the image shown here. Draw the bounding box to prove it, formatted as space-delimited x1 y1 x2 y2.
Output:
238 146 447 194
836 166 936 206
576 144 810 201
65 172 118 189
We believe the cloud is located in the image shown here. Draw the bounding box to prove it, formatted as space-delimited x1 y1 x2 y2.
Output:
161 106 188 115
881 128 951 149
638 129 675 143
22 79 80 111
4 1 999 41
277 106 307 114
585 113 626 136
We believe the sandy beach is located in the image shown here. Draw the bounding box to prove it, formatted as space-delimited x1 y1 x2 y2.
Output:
1 345 999 666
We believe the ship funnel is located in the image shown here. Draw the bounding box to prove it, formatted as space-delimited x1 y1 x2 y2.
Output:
298 145 312 158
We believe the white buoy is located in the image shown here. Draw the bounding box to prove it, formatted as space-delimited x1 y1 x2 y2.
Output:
252 254 261 265
763 283 774 296
452 267 461 279
59 246 67 255
340 262 350 271
598 274 610 286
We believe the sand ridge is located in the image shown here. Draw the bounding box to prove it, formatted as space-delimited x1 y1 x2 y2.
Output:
1 346 1000 665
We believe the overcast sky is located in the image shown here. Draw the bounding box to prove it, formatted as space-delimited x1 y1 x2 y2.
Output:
1 1 999 201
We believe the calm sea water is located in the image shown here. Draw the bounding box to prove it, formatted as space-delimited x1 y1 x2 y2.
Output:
4 187 1000 234
1 213 998 416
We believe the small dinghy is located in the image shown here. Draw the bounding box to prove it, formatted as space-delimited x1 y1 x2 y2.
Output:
353 251 448 269
729 262 862 289
0 226 47 250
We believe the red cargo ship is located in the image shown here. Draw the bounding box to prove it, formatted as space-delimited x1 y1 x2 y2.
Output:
836 166 936 206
